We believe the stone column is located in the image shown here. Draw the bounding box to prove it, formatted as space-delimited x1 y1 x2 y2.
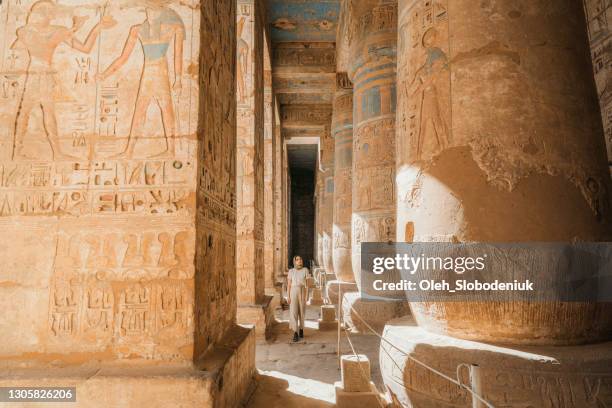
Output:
584 0 612 174
331 73 355 283
342 0 409 332
282 141 290 271
320 125 335 275
382 0 612 405
273 103 284 281
315 173 324 267
236 0 273 339
349 1 398 289
327 73 359 305
0 1 254 406
395 0 612 345
263 68 275 292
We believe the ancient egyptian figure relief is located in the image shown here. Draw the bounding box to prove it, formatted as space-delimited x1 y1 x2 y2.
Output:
399 0 450 164
237 6 252 107
1 0 197 161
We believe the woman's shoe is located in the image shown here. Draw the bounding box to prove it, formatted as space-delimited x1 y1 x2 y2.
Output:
292 332 299 342
299 329 304 338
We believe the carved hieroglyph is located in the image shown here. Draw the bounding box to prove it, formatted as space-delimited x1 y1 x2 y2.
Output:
349 1 398 290
332 73 354 282
584 0 612 171
236 0 265 306
0 0 238 361
396 0 612 345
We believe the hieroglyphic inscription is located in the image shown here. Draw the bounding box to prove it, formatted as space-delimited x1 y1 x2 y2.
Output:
0 159 194 217
398 0 450 164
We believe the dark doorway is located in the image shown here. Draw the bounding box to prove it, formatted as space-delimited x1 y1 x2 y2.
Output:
287 144 317 269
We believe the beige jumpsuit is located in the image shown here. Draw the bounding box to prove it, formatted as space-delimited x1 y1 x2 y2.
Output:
288 267 308 333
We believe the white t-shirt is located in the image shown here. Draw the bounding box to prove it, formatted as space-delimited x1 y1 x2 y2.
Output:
288 267 309 287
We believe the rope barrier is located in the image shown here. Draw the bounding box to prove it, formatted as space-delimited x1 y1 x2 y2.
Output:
345 304 496 408
342 323 388 408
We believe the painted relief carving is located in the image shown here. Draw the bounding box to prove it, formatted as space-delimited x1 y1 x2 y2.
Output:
2 0 197 161
11 1 116 160
398 0 450 164
0 0 201 361
237 15 250 104
97 2 185 159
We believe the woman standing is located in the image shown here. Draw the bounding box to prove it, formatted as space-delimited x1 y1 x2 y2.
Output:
287 255 308 343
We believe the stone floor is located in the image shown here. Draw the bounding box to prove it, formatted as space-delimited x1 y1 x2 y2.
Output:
244 303 385 407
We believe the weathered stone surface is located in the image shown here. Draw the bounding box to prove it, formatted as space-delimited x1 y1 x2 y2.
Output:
348 1 398 290
342 292 410 334
273 122 285 279
381 317 612 408
236 295 274 340
395 0 612 345
263 64 275 291
326 280 358 305
331 73 354 283
309 287 324 306
237 0 267 315
0 0 240 362
341 354 371 392
0 325 255 408
321 305 337 322
335 381 383 408
584 0 612 170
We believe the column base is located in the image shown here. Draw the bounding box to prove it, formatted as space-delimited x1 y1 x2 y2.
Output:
381 317 612 407
341 292 410 334
335 381 383 408
0 325 255 408
237 295 275 340
326 280 358 305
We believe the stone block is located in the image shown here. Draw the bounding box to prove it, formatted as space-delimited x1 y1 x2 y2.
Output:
318 320 338 331
326 280 358 304
321 305 336 322
341 354 371 392
335 381 382 408
0 325 255 408
309 288 324 306
342 292 410 334
381 317 612 407
237 295 274 340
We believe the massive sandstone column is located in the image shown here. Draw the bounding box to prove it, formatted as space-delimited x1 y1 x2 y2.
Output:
349 1 398 288
381 0 612 405
584 0 612 173
0 1 254 406
395 0 612 346
273 104 284 281
315 173 324 267
263 66 275 292
320 125 335 275
342 0 409 332
331 73 354 283
236 0 273 338
327 73 358 305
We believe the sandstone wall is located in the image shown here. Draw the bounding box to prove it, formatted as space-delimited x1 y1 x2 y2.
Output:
0 0 197 362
